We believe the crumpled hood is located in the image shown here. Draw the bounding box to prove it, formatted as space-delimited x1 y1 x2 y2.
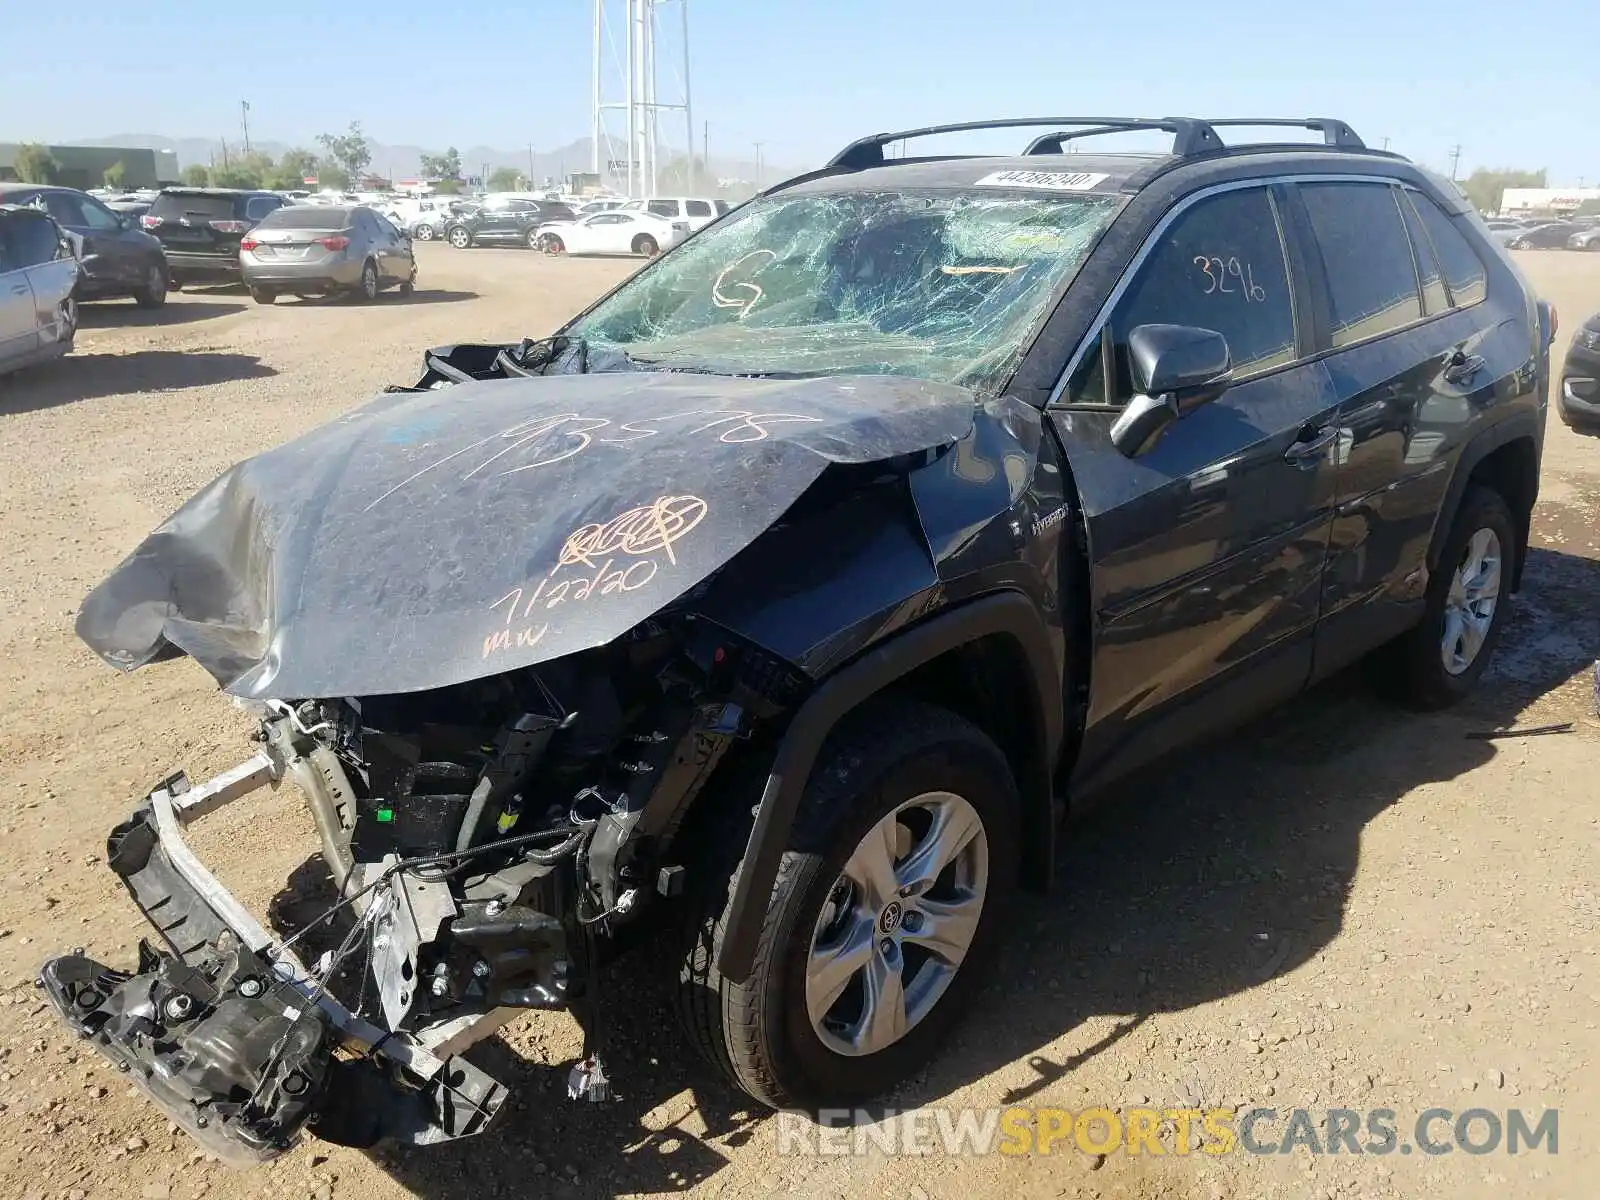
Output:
77 371 975 698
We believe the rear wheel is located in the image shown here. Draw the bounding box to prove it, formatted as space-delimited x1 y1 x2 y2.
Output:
358 260 380 302
249 287 276 305
633 234 660 257
447 226 472 249
414 223 435 241
133 263 168 309
675 701 1018 1109
1379 484 1515 709
541 234 566 255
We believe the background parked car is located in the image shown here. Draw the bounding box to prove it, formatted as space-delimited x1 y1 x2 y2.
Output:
575 199 624 216
0 183 169 308
443 196 576 248
1506 221 1584 249
239 205 414 305
1559 310 1600 432
141 188 288 287
0 205 80 377
617 196 729 231
536 209 689 257
1565 226 1600 251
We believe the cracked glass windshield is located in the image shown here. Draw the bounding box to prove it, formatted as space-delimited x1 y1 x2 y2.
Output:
570 190 1119 389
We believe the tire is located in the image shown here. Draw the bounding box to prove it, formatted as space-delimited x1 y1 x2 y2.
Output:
414 224 434 241
633 234 660 257
447 226 472 249
358 260 380 302
56 296 78 346
133 263 168 309
1379 484 1516 710
399 277 415 298
249 287 276 305
541 234 566 255
525 227 544 249
675 700 1019 1109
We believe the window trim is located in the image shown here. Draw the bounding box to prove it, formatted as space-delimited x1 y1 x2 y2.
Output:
1047 171 1425 410
1398 185 1489 315
1392 183 1449 318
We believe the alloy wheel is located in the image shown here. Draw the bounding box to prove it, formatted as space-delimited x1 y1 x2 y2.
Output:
805 791 988 1058
1441 527 1502 676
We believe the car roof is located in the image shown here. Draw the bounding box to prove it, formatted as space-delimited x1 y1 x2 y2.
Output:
0 182 68 195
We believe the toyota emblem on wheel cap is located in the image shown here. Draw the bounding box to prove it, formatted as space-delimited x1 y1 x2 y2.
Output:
878 901 904 934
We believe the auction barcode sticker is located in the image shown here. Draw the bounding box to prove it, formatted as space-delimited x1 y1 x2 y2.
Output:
973 170 1111 191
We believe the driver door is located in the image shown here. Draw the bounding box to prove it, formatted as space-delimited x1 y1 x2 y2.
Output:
1045 182 1345 791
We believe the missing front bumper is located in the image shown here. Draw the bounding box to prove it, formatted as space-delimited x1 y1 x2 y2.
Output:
37 763 510 1165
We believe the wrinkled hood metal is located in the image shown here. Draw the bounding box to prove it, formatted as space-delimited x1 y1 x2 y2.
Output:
76 372 975 699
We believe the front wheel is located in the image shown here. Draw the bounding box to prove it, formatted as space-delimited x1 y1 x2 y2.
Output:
133 263 168 309
633 234 660 257
447 226 472 249
1378 484 1515 709
675 701 1018 1109
540 234 566 255
358 260 380 302
414 223 435 241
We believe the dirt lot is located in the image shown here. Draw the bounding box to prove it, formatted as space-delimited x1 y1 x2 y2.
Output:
0 245 1595 1200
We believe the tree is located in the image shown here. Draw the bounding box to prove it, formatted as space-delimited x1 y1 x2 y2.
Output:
1575 198 1600 218
430 178 463 195
660 154 711 193
420 147 462 182
317 122 371 181
212 163 263 189
317 162 352 191
181 164 211 187
102 161 129 190
13 143 58 184
1458 168 1547 217
268 147 320 190
487 167 523 192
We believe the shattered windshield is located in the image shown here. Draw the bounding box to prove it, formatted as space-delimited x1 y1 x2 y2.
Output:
568 189 1119 390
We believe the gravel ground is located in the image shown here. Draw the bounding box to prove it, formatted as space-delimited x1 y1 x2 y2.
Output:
0 244 1595 1200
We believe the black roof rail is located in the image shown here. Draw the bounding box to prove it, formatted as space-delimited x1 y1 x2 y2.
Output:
826 117 1226 170
827 116 1370 171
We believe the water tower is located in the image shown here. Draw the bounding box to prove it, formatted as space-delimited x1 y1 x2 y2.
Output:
591 0 694 198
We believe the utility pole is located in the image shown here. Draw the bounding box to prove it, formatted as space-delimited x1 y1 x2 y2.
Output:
753 141 764 190
528 144 536 188
1381 136 1390 151
240 101 251 155
1448 144 1462 182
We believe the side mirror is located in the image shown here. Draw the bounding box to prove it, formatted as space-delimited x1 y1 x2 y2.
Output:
1109 324 1233 457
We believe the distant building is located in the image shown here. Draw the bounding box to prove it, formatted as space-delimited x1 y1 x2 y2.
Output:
0 143 180 190
1499 186 1600 217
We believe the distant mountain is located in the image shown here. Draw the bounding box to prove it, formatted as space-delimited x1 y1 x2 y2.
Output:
71 133 787 187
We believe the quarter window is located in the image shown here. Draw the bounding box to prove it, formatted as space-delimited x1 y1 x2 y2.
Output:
1408 193 1489 308
1396 188 1449 316
1299 182 1422 346
1068 186 1297 405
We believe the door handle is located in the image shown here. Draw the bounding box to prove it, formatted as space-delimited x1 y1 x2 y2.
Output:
9 285 28 296
1284 425 1338 467
1443 351 1487 385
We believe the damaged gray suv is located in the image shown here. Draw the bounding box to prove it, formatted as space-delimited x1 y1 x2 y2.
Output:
42 116 1554 1163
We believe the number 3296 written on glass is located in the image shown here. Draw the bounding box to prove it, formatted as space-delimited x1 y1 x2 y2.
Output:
1193 255 1267 302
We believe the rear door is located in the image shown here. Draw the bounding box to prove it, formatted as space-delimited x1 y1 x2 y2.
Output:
0 214 38 366
1047 181 1344 791
1290 179 1521 677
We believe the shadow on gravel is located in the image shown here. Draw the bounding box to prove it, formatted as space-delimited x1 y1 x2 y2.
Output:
0 350 276 413
280 544 1599 1199
277 288 480 306
78 299 247 327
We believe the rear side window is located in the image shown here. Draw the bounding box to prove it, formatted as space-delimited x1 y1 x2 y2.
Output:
6 211 65 267
685 200 712 217
244 196 280 221
647 200 678 218
1408 194 1489 308
714 200 731 214
1299 182 1422 347
1395 188 1449 316
1069 186 1298 404
150 191 239 220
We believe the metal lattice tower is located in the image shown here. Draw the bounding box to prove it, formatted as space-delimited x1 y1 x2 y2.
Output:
592 0 693 198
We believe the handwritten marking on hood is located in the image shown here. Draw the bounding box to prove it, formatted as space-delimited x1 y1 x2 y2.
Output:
560 495 708 568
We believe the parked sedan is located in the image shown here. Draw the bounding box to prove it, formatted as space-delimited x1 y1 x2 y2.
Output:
1566 226 1600 251
239 205 415 304
1559 311 1600 432
0 205 80 377
141 188 289 286
534 209 689 257
443 197 576 248
1506 221 1584 249
0 183 168 308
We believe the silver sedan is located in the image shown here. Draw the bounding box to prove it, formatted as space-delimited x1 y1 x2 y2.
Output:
239 205 415 304
0 205 80 378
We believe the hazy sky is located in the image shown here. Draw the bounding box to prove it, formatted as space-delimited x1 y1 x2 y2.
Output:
4 0 1595 180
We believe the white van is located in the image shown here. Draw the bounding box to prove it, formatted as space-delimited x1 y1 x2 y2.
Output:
619 196 730 232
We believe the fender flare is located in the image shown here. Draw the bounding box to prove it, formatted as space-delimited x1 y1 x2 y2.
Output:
1425 410 1542 591
716 591 1063 983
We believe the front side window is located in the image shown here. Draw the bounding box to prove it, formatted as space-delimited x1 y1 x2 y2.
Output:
570 188 1119 390
1067 186 1297 405
1299 182 1422 347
